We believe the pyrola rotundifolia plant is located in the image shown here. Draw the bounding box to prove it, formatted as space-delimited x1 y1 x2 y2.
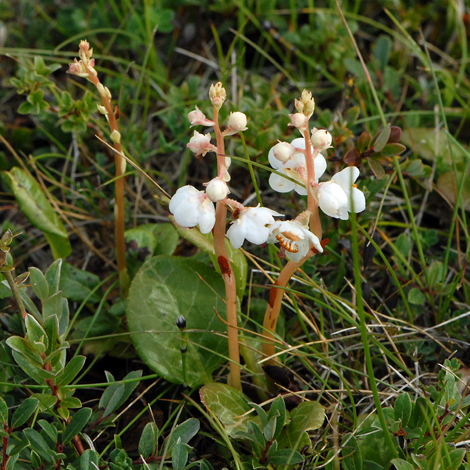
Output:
170 86 366 390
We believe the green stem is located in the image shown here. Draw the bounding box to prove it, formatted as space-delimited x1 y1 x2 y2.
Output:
4 270 27 319
351 213 398 459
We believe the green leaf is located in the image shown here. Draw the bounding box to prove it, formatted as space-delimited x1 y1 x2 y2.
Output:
45 259 62 296
268 449 304 466
32 393 57 411
373 35 392 71
173 224 248 301
390 459 414 470
38 419 58 443
267 395 286 441
342 436 363 470
60 397 82 409
11 400 38 431
172 442 189 470
373 125 391 152
139 422 159 459
42 291 63 321
59 263 101 303
447 448 465 470
125 227 157 278
99 383 124 418
29 267 49 301
4 168 71 259
166 418 200 454
25 314 48 351
408 288 425 306
380 143 406 157
55 355 86 387
126 256 229 387
141 223 179 256
367 158 386 179
395 233 411 257
6 336 43 367
277 401 324 451
0 397 8 425
23 428 55 463
437 170 470 211
200 383 253 436
114 370 142 410
4 454 19 470
11 350 46 384
394 393 412 427
62 408 92 444
43 315 60 356
81 449 99 470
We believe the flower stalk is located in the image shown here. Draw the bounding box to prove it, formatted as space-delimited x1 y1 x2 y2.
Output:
212 104 241 391
68 41 130 299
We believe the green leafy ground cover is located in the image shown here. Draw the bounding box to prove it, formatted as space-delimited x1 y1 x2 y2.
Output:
0 0 470 468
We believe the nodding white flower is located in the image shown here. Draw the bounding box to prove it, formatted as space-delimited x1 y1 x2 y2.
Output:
268 220 323 262
169 185 215 234
311 128 333 150
226 112 248 135
205 177 229 202
316 166 366 220
227 206 283 249
187 131 217 157
188 105 215 127
268 138 327 196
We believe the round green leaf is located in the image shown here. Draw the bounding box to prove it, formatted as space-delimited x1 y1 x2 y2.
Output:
126 256 228 387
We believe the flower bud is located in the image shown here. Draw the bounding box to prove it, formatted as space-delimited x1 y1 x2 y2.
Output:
209 82 226 110
187 131 217 157
175 315 186 330
110 130 121 144
272 142 295 162
226 112 248 135
311 128 333 150
205 177 229 202
288 113 308 130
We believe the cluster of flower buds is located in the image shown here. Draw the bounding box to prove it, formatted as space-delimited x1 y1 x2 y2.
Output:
67 40 97 80
169 86 366 263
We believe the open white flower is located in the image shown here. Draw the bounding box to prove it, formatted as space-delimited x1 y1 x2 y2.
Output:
268 220 323 262
227 206 283 249
169 185 215 234
316 166 365 220
268 138 327 195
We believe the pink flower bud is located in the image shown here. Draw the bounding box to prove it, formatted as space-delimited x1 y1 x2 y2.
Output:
188 105 215 127
288 113 308 130
272 142 295 162
311 128 333 150
205 177 229 202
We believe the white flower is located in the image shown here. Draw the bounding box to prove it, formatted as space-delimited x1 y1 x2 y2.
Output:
227 206 283 249
268 138 327 195
186 131 217 157
205 177 229 202
188 105 215 127
311 128 333 150
268 220 323 262
169 185 215 234
316 166 366 220
226 112 248 135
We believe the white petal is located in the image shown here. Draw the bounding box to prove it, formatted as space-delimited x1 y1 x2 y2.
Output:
332 166 360 189
169 185 197 214
290 137 306 150
269 172 295 193
227 223 246 249
198 210 216 234
347 187 366 213
314 154 327 181
304 231 323 253
173 200 199 227
245 220 269 245
268 146 283 169
317 183 348 218
294 183 308 196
